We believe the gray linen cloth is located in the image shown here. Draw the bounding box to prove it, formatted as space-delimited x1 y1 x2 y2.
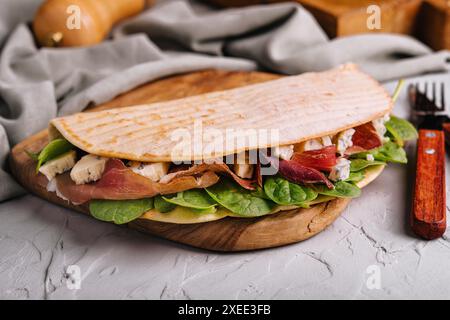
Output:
0 0 449 202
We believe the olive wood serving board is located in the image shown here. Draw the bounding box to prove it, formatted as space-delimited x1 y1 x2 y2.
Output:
10 70 354 251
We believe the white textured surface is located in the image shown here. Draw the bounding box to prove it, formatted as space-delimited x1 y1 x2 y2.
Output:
1 74 450 300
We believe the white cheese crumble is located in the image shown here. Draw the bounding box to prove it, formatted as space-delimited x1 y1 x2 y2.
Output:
273 145 294 160
372 113 390 139
335 129 355 155
296 136 333 152
329 158 351 182
128 161 170 182
70 154 107 185
39 150 76 181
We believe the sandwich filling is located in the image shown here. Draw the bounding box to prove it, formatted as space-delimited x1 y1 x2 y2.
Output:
30 114 417 224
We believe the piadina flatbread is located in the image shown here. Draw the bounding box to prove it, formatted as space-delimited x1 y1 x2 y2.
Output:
49 64 392 162
31 63 416 227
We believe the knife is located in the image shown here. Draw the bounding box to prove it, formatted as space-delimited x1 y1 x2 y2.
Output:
409 83 447 240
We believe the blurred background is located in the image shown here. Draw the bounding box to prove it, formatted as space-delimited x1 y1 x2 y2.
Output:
205 0 449 51
28 0 450 50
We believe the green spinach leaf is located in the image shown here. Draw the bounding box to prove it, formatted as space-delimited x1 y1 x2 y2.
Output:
89 198 154 224
206 179 275 217
33 139 73 172
345 171 365 183
385 116 418 146
303 186 319 203
25 150 39 161
314 181 361 198
250 186 271 200
350 159 385 172
264 177 306 205
163 189 217 209
154 195 176 213
353 141 407 164
264 177 317 205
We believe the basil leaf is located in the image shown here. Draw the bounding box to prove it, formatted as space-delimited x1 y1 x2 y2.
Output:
353 141 407 164
163 189 217 209
206 179 275 217
264 177 317 205
154 195 176 213
385 116 418 146
35 139 73 172
345 171 365 183
350 159 385 172
314 181 361 198
89 198 154 224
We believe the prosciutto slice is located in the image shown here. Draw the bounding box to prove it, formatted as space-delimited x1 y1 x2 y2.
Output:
55 159 219 204
291 145 337 172
160 162 256 190
279 159 334 188
260 154 333 188
346 122 382 154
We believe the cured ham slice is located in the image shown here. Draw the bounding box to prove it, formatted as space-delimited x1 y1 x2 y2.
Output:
260 154 333 188
160 162 256 190
55 159 219 204
279 159 334 188
291 146 337 172
347 122 382 154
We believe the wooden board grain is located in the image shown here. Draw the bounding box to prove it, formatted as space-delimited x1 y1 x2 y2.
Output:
10 69 354 251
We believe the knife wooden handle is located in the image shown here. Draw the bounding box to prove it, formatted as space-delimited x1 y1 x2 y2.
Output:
443 123 450 144
412 129 446 240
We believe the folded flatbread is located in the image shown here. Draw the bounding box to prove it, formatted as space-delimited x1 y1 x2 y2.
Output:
49 64 392 162
32 63 415 226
